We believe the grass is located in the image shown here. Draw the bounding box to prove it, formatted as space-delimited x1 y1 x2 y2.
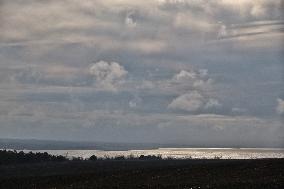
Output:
0 158 283 189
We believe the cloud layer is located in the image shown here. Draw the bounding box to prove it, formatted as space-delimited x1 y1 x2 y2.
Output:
277 98 284 115
0 0 283 145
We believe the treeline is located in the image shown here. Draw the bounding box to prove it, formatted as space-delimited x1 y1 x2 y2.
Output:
0 150 67 165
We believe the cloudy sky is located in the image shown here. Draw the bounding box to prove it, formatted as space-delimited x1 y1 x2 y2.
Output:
0 0 283 146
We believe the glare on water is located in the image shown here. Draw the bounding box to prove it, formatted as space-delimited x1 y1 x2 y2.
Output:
21 148 284 160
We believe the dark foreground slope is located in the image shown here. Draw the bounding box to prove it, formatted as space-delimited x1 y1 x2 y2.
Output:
0 159 283 189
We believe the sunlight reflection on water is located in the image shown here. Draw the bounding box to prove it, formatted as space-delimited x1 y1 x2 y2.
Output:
21 148 284 159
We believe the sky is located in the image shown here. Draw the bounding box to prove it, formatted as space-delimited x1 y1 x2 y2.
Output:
0 0 283 146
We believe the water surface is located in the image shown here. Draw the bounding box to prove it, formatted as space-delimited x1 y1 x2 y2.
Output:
21 148 284 159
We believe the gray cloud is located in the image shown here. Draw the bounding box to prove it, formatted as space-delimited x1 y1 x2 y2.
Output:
171 69 212 90
218 20 284 39
125 10 138 27
204 99 222 110
158 0 283 21
167 68 221 113
0 0 283 145
168 91 221 112
12 66 43 85
168 91 205 112
1 110 283 145
129 95 143 108
1 0 282 48
89 61 128 91
276 98 284 115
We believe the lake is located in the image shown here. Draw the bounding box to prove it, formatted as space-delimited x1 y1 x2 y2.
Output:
20 148 284 159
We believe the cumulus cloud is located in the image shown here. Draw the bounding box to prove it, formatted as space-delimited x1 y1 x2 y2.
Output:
168 91 204 112
167 68 221 113
118 68 213 96
89 61 128 91
276 98 284 115
173 70 198 81
168 91 221 112
204 99 222 110
171 69 212 90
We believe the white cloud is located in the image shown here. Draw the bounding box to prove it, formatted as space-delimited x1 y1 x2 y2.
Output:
168 91 204 112
89 61 128 91
276 98 284 115
168 90 221 113
173 70 197 81
171 69 212 90
167 68 221 113
204 99 222 109
125 11 137 27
